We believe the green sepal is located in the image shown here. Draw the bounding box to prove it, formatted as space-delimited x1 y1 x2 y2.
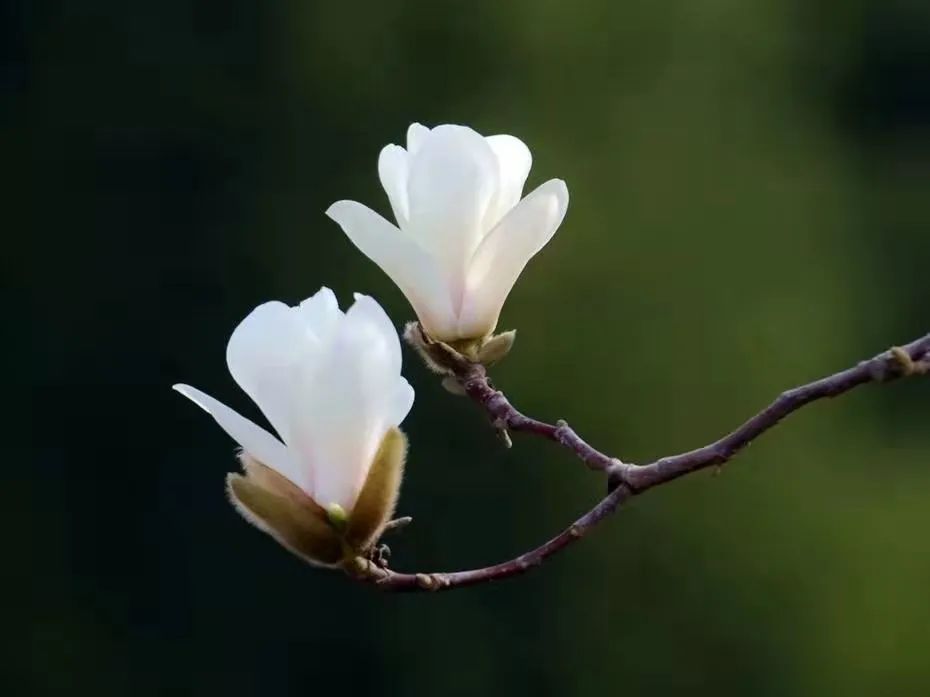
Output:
477 330 516 366
404 322 516 372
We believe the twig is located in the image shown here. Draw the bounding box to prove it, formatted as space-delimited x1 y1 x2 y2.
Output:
364 333 929 592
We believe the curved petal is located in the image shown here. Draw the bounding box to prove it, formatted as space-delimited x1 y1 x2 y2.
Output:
226 301 316 448
457 179 569 338
292 323 388 512
342 316 412 433
484 134 532 228
406 124 500 310
346 292 402 377
297 286 342 349
173 384 305 490
406 122 430 155
291 292 413 513
378 144 410 227
326 200 457 339
386 377 415 426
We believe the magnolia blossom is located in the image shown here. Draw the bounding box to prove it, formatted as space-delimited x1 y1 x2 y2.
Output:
173 287 414 515
327 123 569 343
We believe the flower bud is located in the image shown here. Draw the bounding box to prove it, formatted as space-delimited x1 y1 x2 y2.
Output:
175 288 415 570
327 123 569 343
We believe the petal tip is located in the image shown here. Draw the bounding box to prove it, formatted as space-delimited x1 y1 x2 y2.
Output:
379 143 406 157
325 200 354 222
539 179 569 211
306 286 336 305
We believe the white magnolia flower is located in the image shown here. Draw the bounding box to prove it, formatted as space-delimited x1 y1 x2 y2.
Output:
173 287 414 516
327 123 569 343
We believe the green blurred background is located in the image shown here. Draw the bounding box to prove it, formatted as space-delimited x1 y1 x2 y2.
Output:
11 0 930 694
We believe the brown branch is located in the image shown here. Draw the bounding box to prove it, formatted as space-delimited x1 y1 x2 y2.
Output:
365 332 929 592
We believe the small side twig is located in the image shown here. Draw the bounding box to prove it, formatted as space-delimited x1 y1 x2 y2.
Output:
457 366 618 472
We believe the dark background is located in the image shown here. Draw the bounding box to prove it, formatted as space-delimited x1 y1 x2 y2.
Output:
11 1 930 695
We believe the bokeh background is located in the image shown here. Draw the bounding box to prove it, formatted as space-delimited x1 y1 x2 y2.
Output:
11 0 930 694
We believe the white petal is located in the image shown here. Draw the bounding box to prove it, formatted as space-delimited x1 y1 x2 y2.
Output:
293 322 388 511
326 200 457 339
344 295 413 428
314 297 406 498
173 384 305 489
378 144 410 227
292 294 413 512
226 301 316 448
406 122 430 155
387 377 415 426
406 124 500 310
297 286 342 348
484 134 532 228
457 179 569 338
346 292 402 377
